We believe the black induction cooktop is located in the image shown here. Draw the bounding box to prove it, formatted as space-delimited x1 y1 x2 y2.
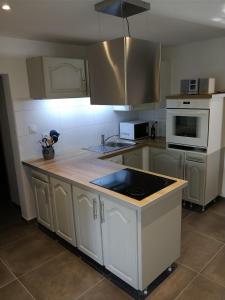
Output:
90 168 176 201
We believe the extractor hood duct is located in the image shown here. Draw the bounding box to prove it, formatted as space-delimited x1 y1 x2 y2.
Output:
88 37 161 105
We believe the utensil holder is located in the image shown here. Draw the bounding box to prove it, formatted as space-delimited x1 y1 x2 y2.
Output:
42 146 55 160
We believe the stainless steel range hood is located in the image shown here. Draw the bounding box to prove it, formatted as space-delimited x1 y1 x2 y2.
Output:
88 37 161 106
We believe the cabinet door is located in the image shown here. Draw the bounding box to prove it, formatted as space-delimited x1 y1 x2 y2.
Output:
150 148 184 179
106 155 123 164
73 187 103 264
51 178 76 245
123 149 143 169
184 161 206 205
101 197 138 289
32 177 54 231
43 57 88 98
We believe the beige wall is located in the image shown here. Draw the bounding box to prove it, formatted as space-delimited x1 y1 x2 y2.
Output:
164 37 225 94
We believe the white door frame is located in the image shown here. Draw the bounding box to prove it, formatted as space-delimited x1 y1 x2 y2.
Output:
0 74 26 215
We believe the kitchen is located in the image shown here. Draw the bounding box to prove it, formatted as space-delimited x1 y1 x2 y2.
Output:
0 1 225 300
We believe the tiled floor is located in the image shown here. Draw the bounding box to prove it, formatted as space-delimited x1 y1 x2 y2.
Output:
0 198 225 300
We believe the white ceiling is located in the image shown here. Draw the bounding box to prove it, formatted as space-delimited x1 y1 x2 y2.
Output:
0 0 225 45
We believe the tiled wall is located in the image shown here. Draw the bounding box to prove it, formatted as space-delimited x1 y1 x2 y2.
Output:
138 107 166 137
15 97 138 160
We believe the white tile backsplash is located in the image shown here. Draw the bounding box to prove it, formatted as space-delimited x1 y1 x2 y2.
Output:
16 98 139 160
138 108 167 137
16 95 168 160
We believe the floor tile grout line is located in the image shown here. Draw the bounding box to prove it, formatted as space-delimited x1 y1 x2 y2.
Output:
199 244 225 274
181 222 225 245
176 262 199 275
177 243 225 277
75 277 105 300
200 273 225 289
182 207 225 223
0 228 49 251
190 229 225 245
175 244 225 300
173 273 199 300
18 250 66 279
0 240 66 281
0 278 16 290
0 257 17 280
16 278 36 300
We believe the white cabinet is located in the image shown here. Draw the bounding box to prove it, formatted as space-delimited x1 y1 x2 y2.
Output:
123 149 143 169
73 185 138 288
184 161 206 204
51 178 76 246
106 154 123 164
101 196 138 289
27 57 88 99
32 177 54 231
73 187 103 264
150 148 184 179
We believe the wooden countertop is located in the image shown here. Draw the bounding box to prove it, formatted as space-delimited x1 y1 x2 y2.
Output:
101 137 166 159
23 137 187 210
167 94 213 99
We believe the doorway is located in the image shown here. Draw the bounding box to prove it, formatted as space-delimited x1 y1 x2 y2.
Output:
0 75 22 226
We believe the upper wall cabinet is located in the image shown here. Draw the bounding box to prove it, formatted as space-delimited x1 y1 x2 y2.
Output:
27 57 89 99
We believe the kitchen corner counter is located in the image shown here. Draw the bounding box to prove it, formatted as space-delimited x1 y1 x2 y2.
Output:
23 137 186 210
100 136 166 159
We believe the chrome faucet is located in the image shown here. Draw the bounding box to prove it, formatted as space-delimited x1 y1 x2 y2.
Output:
101 134 119 146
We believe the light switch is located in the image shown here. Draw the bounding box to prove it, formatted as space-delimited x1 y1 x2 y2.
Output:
28 124 38 134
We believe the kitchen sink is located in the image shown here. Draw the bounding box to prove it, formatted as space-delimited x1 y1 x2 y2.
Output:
105 141 136 148
86 140 136 153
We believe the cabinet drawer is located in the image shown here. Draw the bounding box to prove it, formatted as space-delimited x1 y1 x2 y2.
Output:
186 152 206 163
32 170 49 183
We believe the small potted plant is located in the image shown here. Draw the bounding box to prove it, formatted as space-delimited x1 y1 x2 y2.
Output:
40 130 60 160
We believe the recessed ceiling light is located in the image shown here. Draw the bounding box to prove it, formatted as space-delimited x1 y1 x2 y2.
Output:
211 17 223 22
1 3 11 11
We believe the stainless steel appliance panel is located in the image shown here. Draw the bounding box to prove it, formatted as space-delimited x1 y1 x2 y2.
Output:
88 37 161 105
125 38 161 105
88 38 125 105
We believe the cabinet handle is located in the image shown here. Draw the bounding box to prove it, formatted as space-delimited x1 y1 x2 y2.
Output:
93 199 97 220
100 201 105 223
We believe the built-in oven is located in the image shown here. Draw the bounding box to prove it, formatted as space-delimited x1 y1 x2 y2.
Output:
166 99 210 150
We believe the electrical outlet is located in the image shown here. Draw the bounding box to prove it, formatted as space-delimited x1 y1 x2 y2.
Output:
28 124 38 134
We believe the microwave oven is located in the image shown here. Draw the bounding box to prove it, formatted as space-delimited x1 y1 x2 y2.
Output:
119 121 149 140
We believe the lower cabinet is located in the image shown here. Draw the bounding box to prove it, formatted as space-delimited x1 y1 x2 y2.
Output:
73 186 138 289
101 196 138 289
32 177 54 231
106 154 123 164
31 170 180 291
183 160 206 204
51 178 76 246
73 187 103 264
123 149 143 169
149 148 184 179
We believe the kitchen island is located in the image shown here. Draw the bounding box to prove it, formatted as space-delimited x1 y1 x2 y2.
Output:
23 143 187 297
